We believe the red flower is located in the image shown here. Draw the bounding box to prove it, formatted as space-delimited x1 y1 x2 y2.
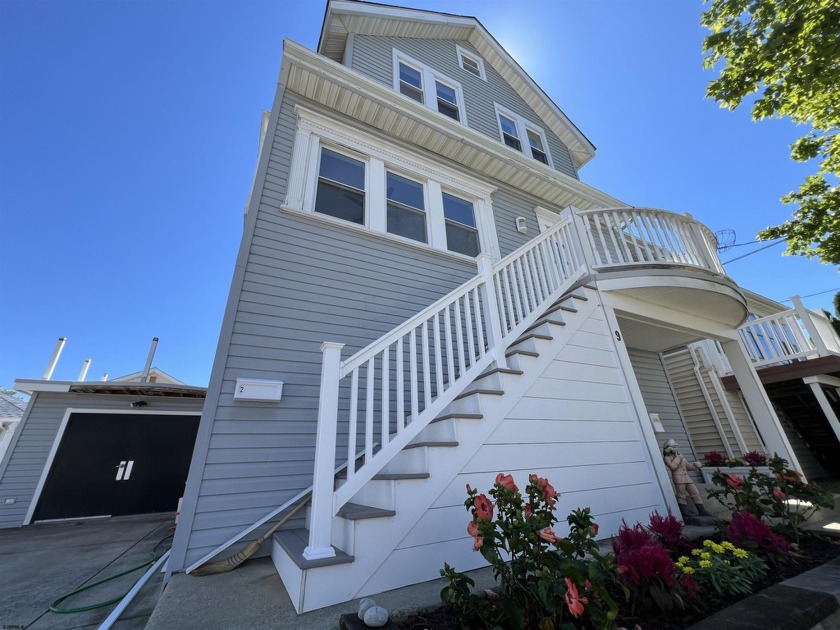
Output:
532 475 559 508
467 520 479 538
590 523 599 538
524 504 532 519
538 527 559 543
495 473 518 493
773 487 787 501
564 578 587 618
726 474 744 491
473 536 483 551
474 494 494 520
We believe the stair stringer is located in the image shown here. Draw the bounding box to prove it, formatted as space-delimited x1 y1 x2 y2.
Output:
283 289 602 612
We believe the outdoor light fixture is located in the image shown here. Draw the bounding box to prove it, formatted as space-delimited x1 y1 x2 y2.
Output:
129 400 148 408
515 217 527 234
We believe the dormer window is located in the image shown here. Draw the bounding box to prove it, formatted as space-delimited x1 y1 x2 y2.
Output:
495 104 553 167
456 45 486 81
393 49 466 124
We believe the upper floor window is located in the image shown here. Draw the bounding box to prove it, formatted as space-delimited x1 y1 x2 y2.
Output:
456 45 486 81
285 107 500 261
393 49 466 124
494 104 553 167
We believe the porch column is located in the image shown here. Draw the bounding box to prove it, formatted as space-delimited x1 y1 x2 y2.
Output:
721 338 802 472
803 376 840 446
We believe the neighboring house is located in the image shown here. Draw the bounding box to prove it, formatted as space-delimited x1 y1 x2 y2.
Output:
167 1 820 613
0 393 26 467
0 369 206 528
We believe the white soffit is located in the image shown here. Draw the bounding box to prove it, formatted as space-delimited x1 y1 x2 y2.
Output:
318 0 596 168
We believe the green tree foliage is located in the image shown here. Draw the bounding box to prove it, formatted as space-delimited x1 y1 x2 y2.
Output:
702 0 840 264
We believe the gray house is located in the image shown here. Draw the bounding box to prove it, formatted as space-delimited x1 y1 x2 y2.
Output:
168 1 808 612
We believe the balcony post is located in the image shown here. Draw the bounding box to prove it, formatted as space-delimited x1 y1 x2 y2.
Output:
304 341 344 561
561 206 597 270
476 254 508 369
791 296 830 355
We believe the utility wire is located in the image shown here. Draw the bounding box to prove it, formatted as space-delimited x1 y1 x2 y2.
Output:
722 240 785 264
724 237 786 248
779 287 840 303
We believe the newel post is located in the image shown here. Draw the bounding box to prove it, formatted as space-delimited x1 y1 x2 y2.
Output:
304 341 345 561
477 254 508 369
791 296 829 355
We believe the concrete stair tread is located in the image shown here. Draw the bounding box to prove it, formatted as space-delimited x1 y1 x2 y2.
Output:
373 471 431 480
454 388 504 401
337 502 396 520
404 440 459 449
273 528 354 569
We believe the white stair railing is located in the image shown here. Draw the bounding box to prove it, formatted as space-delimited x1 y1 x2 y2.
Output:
576 207 724 275
304 217 587 559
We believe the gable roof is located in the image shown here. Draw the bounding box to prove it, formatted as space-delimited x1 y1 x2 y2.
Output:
109 367 185 385
0 392 27 420
318 0 596 168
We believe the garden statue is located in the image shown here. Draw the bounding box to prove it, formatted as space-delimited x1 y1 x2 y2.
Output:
663 439 713 525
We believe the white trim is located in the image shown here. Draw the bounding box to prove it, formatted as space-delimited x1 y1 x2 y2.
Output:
456 44 486 81
392 48 467 126
24 408 200 526
285 105 500 260
534 206 561 233
342 33 354 67
494 103 553 167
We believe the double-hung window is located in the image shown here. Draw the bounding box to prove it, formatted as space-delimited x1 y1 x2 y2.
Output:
393 50 466 124
285 108 500 260
386 172 427 243
456 45 486 80
495 104 553 167
314 148 366 224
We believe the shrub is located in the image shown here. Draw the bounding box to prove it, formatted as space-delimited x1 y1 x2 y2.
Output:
726 510 790 564
742 451 768 467
675 540 767 596
612 522 687 615
441 473 620 629
702 450 728 467
708 455 835 544
648 510 691 556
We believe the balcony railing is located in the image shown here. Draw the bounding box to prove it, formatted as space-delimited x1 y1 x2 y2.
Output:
739 296 840 368
575 207 725 275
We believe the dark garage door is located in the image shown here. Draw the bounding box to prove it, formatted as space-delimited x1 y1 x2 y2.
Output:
33 412 200 521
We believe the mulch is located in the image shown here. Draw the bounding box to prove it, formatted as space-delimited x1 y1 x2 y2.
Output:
397 536 840 630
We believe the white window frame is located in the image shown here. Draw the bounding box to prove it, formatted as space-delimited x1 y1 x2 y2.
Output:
392 49 467 125
284 105 500 261
456 45 486 81
494 104 554 168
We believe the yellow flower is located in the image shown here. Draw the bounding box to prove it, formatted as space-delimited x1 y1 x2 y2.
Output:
711 543 724 554
734 548 749 559
700 552 711 560
724 560 731 565
677 556 690 565
722 541 735 551
681 566 695 575
691 549 702 556
703 539 713 548
699 560 712 569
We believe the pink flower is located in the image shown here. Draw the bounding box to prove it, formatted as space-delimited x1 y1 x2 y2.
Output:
473 536 483 551
524 504 532 519
474 494 494 520
590 523 599 538
538 527 559 543
564 578 587 618
773 487 787 500
532 475 559 508
467 520 479 538
495 473 518 492
726 474 744 491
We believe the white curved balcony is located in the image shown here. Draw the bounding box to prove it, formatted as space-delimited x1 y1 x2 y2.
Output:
576 207 725 275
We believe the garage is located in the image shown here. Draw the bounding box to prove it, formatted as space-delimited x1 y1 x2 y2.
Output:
33 412 200 521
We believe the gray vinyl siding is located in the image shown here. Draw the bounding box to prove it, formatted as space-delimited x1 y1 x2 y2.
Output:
0 392 204 529
349 35 578 180
175 91 478 569
725 389 764 453
627 348 700 479
492 187 554 257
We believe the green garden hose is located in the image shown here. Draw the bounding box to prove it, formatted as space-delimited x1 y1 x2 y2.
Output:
49 534 172 614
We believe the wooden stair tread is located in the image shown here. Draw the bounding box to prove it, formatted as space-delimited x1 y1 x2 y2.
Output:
475 367 524 378
273 528 354 569
373 471 431 480
337 502 396 520
454 388 504 400
404 440 459 449
432 412 483 422
506 348 539 358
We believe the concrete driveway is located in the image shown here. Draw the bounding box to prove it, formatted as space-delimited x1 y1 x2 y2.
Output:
0 512 175 629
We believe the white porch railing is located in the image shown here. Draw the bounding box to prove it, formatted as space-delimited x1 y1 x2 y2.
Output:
304 217 587 559
575 207 724 275
738 296 840 368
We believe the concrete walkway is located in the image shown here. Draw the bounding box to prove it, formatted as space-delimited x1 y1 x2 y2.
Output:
0 512 174 630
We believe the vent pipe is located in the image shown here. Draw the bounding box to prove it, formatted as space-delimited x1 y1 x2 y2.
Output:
101 373 109 382
141 337 159 383
77 359 91 382
42 337 67 380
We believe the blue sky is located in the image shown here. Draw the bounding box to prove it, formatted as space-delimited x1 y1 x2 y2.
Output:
1 0 837 389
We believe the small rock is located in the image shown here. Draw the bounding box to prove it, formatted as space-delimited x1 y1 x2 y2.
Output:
357 598 377 620
363 605 389 628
